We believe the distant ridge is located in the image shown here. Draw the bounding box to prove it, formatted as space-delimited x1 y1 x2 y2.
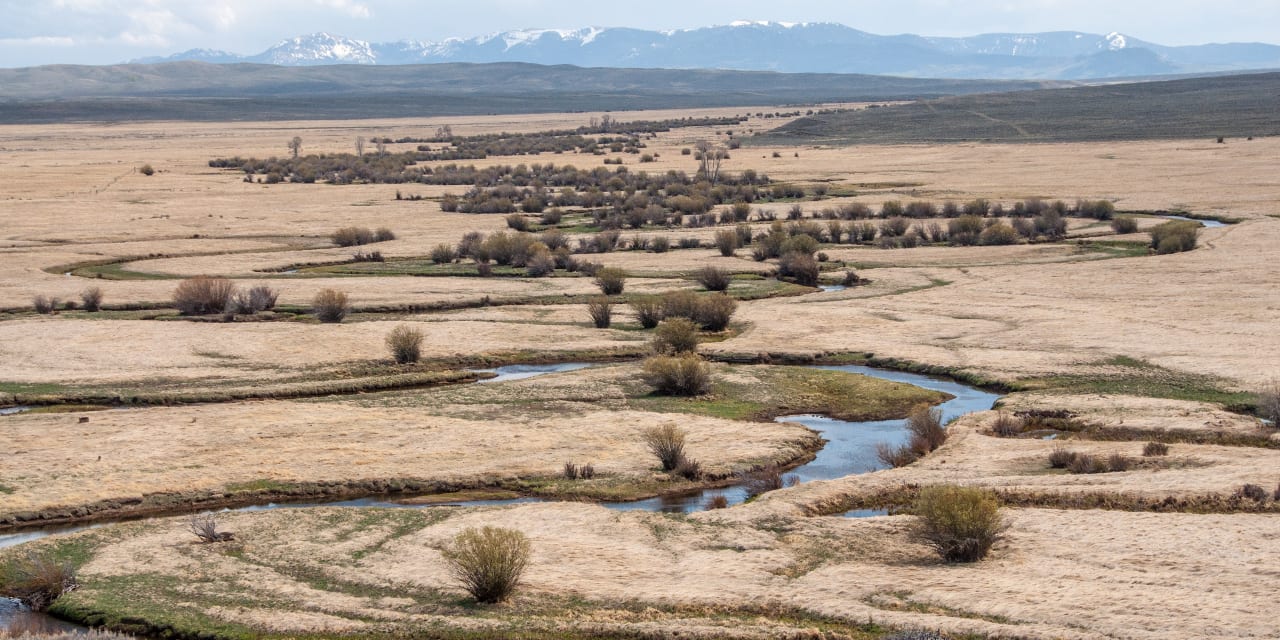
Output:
125 22 1280 80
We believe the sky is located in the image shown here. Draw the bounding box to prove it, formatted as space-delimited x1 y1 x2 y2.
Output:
2 0 1279 67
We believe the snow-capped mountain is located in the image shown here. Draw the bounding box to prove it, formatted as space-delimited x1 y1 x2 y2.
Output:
132 23 1280 79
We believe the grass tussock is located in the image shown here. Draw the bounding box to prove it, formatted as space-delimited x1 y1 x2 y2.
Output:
912 485 1006 563
443 526 531 604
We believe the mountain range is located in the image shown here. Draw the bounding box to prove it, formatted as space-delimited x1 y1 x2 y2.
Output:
129 22 1280 80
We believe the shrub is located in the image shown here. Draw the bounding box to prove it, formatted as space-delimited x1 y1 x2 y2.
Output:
641 423 687 471
714 229 740 256
1047 447 1077 469
875 442 919 468
0 550 79 611
352 250 384 263
1111 215 1139 234
1150 220 1199 254
696 266 731 292
1106 453 1131 472
912 485 1005 563
563 462 595 480
841 270 861 286
641 354 711 396
738 464 797 499
649 236 671 253
431 243 458 264
594 267 626 295
705 495 729 510
540 209 563 225
80 287 103 312
476 262 494 277
693 293 737 331
139 163 155 176
673 456 703 480
173 276 235 315
32 295 57 314
443 527 531 604
1256 383 1280 426
1236 483 1269 502
990 411 1023 437
1067 453 1108 474
1143 442 1169 457
505 213 529 231
525 251 556 277
332 226 375 247
652 317 700 354
374 227 396 242
386 325 424 364
587 297 613 328
629 295 664 329
777 251 819 287
906 406 947 454
978 222 1019 245
659 290 700 321
312 288 350 323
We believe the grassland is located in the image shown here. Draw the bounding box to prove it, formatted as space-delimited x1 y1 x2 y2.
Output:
2 102 1280 639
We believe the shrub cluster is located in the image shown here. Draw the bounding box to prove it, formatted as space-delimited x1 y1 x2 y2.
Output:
1049 449 1133 473
332 226 394 247
1150 220 1200 254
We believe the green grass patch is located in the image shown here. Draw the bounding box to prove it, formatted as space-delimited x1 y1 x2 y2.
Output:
1017 355 1257 411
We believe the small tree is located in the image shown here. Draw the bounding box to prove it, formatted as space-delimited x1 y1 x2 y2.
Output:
355 136 366 156
312 288 350 323
641 423 687 471
912 485 1006 563
288 136 303 159
443 527 531 604
386 325 424 364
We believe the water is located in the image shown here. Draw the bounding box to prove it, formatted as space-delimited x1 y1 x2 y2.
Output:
0 406 32 416
818 285 847 293
1159 214 1227 229
1 363 999 630
474 362 596 383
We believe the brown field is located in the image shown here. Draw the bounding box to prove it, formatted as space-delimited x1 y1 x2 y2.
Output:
2 105 1279 639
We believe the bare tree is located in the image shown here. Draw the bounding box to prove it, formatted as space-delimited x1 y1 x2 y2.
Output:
375 138 387 156
355 136 366 156
600 114 613 132
435 125 453 139
695 140 727 184
288 136 303 159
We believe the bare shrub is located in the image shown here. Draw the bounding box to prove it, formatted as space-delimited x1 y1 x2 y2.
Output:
594 267 626 295
31 295 57 314
738 465 799 499
1047 447 1077 469
80 287 104 312
912 485 1005 563
525 251 556 277
649 236 671 253
139 163 155 176
505 213 529 231
673 456 703 480
374 227 396 242
386 325 424 364
1111 216 1139 234
641 354 711 396
705 495 729 510
332 226 375 247
652 317 700 354
188 513 234 543
694 293 737 331
713 229 740 256
695 266 731 292
173 276 236 315
0 550 79 611
443 526 531 604
841 270 861 287
1142 442 1170 457
777 251 819 286
629 295 664 329
1068 453 1108 474
430 243 458 264
586 297 613 329
876 442 919 468
312 288 350 323
990 411 1023 437
906 406 947 454
641 423 687 471
1236 484 1269 502
1107 453 1132 472
978 222 1019 245
232 285 278 314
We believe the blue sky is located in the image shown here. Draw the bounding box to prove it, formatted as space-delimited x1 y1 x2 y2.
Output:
2 0 1278 67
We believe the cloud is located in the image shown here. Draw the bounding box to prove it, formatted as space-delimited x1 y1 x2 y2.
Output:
312 0 371 19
